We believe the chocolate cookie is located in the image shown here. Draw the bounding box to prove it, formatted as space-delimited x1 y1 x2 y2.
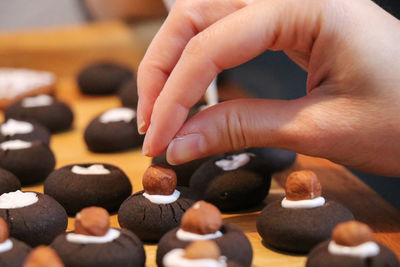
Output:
306 240 399 267
4 95 74 132
0 191 68 247
118 79 138 108
256 199 354 253
0 168 21 195
44 163 132 216
84 107 143 153
156 223 253 267
0 237 31 267
189 152 272 211
0 119 51 145
118 187 197 242
0 140 55 185
77 62 134 95
51 228 146 267
247 147 297 173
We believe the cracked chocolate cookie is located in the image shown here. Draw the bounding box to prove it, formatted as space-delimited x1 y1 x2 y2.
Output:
44 163 132 216
118 164 197 242
189 152 272 211
51 207 146 267
118 79 138 108
156 201 253 267
84 107 143 153
0 168 20 195
0 119 50 145
0 140 55 185
4 94 74 133
77 62 134 95
0 191 68 247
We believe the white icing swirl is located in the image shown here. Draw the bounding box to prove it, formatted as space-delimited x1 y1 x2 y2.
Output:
143 189 180 204
22 94 54 108
66 228 120 244
163 248 227 267
71 164 111 175
176 228 223 242
1 119 34 136
328 240 380 258
0 239 13 253
99 108 136 123
0 191 38 209
281 196 326 209
215 153 253 171
0 140 32 151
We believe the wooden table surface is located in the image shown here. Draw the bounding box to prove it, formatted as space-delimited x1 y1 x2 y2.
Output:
0 21 399 267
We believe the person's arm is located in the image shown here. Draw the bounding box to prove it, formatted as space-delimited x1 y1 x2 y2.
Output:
138 0 400 176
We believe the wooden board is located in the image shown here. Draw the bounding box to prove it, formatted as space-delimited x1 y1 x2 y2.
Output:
0 21 399 266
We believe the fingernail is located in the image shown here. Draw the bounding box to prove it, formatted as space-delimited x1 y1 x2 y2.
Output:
167 134 206 165
138 121 146 135
142 124 152 156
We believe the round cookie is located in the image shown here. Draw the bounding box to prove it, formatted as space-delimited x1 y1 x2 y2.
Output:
156 201 253 267
0 119 51 145
118 164 198 242
77 62 134 95
4 94 74 132
256 170 354 253
246 147 297 173
0 237 31 267
0 191 68 247
0 168 21 195
84 107 143 153
0 140 55 185
44 163 132 216
51 207 146 267
306 221 399 267
189 152 272 211
118 79 138 108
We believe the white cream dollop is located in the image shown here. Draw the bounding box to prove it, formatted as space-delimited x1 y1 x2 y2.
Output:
215 153 254 171
1 119 34 136
71 164 111 175
328 240 380 258
143 189 180 204
22 94 54 108
0 239 13 253
0 190 38 209
176 228 223 242
281 196 326 209
66 228 120 244
0 140 32 151
99 108 136 123
163 248 227 267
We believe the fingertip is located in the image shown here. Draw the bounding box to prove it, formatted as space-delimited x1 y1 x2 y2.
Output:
166 133 207 165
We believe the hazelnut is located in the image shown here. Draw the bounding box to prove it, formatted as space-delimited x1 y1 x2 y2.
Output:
0 217 9 243
23 246 64 267
181 201 222 235
332 221 374 246
75 207 110 236
183 240 221 260
142 164 177 195
285 170 322 201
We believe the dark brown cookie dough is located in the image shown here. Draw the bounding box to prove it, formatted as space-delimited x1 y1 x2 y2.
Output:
0 168 20 195
256 199 354 253
0 192 68 247
77 62 134 95
246 147 297 173
0 237 31 267
189 153 272 211
4 97 74 132
156 223 253 267
118 79 138 108
51 228 146 267
0 119 51 145
84 109 143 153
0 141 55 185
306 240 400 267
118 187 197 242
44 163 132 216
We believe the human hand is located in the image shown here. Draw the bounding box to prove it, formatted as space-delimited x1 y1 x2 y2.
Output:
138 0 400 176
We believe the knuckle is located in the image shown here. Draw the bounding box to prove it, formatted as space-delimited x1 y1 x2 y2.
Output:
224 111 247 150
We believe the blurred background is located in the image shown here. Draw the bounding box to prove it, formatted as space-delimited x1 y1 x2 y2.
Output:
0 0 399 209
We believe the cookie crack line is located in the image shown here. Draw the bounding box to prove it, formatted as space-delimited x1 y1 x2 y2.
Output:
169 204 178 223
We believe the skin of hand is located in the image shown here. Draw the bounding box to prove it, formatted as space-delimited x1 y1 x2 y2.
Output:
137 0 400 176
